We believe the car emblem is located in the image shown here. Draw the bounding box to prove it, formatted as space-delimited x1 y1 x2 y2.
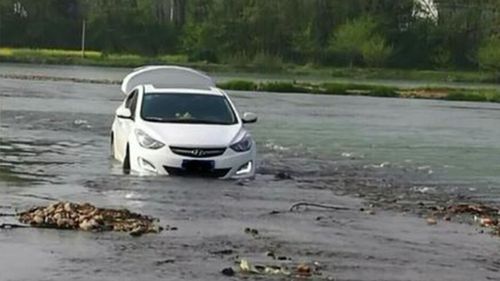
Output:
191 149 205 156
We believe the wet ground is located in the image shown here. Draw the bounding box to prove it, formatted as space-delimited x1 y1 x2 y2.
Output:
1 64 500 281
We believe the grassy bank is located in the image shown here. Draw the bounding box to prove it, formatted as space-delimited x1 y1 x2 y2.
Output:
0 72 498 104
1 48 500 84
1 48 500 103
218 80 500 103
0 48 189 67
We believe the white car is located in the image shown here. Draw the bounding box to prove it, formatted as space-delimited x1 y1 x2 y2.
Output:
111 66 257 179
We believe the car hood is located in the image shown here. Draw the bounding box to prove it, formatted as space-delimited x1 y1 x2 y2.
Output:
140 122 243 147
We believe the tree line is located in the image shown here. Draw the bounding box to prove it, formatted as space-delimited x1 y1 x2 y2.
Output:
0 0 500 70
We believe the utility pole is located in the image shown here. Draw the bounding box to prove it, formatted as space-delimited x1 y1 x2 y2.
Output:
0 4 3 47
81 20 86 58
0 11 2 47
170 0 174 23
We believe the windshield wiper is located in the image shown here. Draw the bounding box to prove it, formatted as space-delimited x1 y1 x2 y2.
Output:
144 117 232 125
168 119 230 125
144 117 168 122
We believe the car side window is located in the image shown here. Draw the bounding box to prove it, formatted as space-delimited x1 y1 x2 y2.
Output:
125 90 138 120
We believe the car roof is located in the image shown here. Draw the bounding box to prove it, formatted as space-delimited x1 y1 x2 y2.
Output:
142 84 225 96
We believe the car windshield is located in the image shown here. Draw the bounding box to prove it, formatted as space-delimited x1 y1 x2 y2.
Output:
141 93 237 125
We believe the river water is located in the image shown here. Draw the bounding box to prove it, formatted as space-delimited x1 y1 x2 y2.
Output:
1 63 499 198
0 64 499 281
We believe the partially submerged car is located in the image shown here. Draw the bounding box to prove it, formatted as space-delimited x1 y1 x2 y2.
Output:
111 66 257 179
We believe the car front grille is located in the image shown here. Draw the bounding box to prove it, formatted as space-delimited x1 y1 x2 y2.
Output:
169 146 226 158
164 166 231 178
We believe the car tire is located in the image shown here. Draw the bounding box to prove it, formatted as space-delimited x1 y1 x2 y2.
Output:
110 133 115 158
123 145 131 173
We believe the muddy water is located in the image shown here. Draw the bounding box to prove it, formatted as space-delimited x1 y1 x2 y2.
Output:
1 66 500 281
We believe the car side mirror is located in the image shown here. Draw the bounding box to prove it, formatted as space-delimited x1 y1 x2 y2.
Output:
242 112 258 124
116 107 132 119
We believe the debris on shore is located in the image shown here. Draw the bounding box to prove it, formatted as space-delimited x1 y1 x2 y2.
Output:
289 202 350 212
427 203 500 236
18 202 164 236
222 259 328 279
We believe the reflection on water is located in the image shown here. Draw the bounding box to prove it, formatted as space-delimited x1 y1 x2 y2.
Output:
0 165 27 184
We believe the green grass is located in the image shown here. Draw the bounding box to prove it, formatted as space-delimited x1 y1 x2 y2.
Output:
217 80 258 91
328 67 500 84
0 47 189 67
218 81 401 97
1 47 499 85
0 48 101 58
217 79 500 103
445 90 500 102
259 81 312 93
1 47 500 103
321 83 399 97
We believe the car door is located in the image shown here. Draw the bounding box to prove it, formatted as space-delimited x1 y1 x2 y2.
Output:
115 89 139 161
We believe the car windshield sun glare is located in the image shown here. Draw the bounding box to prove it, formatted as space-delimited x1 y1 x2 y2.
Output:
135 129 165 149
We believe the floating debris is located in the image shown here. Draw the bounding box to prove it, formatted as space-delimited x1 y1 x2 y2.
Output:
221 267 236 277
73 119 92 129
222 259 324 278
238 259 291 276
290 202 350 212
18 202 164 236
210 249 234 256
0 213 16 217
426 217 438 225
265 251 291 261
154 259 175 266
296 263 312 276
244 227 259 236
277 255 291 261
364 161 390 169
0 223 29 229
264 142 290 152
341 152 353 158
266 251 276 258
274 171 293 180
411 186 436 194
364 209 376 215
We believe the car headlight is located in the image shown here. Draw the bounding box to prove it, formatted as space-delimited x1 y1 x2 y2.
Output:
135 129 165 149
230 133 253 152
